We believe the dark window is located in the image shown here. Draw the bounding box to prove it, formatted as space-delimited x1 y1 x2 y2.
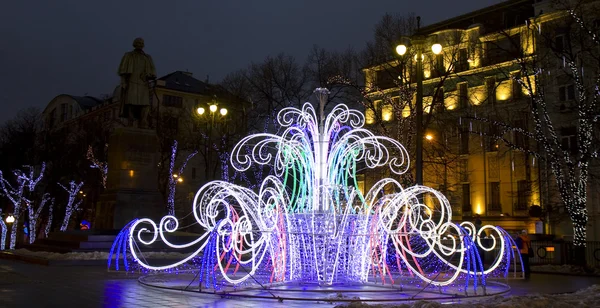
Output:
560 126 577 154
60 103 68 122
434 88 444 112
435 54 444 76
163 95 183 108
458 83 468 109
486 77 496 104
460 128 469 154
489 182 501 211
192 167 196 180
485 35 519 65
462 184 471 212
511 72 522 99
516 180 528 210
559 84 575 101
376 69 397 90
514 119 527 149
164 116 179 132
487 124 499 152
48 108 56 127
555 35 565 52
457 48 469 72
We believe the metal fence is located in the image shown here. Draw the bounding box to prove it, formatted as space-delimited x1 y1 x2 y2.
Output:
529 240 600 268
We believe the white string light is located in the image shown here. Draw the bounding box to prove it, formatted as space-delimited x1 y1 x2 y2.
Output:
58 181 84 231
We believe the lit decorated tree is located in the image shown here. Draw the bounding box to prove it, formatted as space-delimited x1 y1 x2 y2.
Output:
24 193 53 244
166 140 197 216
44 201 53 238
0 209 6 250
86 144 108 189
0 163 45 249
58 181 84 231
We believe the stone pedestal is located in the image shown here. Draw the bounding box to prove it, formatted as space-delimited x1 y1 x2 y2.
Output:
96 127 164 229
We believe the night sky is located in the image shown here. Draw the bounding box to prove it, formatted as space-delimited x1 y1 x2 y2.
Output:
0 0 503 123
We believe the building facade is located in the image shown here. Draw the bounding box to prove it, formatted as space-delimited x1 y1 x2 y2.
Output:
363 0 600 240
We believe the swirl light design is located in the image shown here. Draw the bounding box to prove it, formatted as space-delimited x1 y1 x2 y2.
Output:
113 92 521 291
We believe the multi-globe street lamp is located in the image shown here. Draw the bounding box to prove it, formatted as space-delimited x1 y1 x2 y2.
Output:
195 96 230 181
395 26 442 186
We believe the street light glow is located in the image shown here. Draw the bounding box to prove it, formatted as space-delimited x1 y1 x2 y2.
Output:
431 43 443 55
209 104 218 113
220 108 228 116
6 215 14 224
425 134 433 141
396 44 407 56
177 177 183 183
197 107 205 115
172 174 178 178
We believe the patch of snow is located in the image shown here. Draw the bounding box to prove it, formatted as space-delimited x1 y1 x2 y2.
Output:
10 249 188 260
336 285 600 307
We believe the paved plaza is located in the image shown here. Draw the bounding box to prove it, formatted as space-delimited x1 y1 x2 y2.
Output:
1 259 600 307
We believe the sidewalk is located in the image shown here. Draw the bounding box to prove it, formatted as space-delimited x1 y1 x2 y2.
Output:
1 259 599 307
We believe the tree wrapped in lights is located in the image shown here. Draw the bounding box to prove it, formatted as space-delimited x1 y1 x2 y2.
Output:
0 209 7 250
44 201 53 238
58 181 84 231
166 140 197 216
0 163 45 249
86 144 108 189
25 193 53 244
113 90 519 291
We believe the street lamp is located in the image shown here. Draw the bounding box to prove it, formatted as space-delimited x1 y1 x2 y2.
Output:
195 96 231 181
394 20 443 186
6 215 15 224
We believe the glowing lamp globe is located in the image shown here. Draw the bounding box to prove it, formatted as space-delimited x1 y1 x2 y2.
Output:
396 44 407 56
6 215 15 224
431 43 443 55
197 107 205 115
209 104 218 113
220 108 228 116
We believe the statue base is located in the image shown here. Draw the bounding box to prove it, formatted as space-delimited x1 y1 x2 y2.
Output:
95 127 164 229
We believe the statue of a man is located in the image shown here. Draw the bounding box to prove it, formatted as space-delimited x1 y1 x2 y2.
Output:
118 37 156 128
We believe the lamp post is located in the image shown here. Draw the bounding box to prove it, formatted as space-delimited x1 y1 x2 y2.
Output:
196 96 229 181
395 20 442 186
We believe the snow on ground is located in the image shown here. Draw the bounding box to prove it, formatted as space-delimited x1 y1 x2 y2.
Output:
531 264 600 275
10 249 187 260
337 284 600 307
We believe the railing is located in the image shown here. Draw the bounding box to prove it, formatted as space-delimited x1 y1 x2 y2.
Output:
529 240 600 268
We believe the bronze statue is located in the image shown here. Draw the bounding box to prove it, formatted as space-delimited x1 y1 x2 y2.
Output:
118 37 156 128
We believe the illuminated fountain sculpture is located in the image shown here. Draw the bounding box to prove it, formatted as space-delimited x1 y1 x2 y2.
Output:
110 89 521 300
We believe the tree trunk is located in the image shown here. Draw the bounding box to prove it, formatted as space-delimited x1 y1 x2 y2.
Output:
9 214 19 249
572 216 588 266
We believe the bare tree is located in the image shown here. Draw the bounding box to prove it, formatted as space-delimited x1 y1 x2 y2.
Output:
165 140 197 216
24 193 53 243
86 144 108 189
58 181 84 231
0 163 45 249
